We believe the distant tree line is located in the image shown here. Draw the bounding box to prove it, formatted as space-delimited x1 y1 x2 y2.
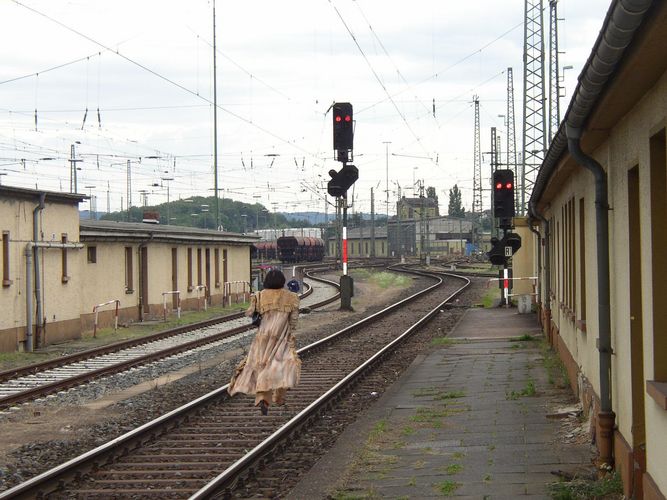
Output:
101 196 311 233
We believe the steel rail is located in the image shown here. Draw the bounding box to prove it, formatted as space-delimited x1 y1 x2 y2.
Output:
0 271 338 410
0 266 443 499
191 270 471 498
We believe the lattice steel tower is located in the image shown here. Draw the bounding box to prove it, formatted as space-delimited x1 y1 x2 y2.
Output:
548 0 561 144
506 68 519 211
472 96 482 213
521 0 547 215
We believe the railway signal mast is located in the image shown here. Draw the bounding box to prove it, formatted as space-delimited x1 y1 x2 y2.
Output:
487 169 522 305
328 102 358 310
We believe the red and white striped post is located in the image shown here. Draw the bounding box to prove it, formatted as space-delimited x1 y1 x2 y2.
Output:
342 225 348 275
92 299 120 338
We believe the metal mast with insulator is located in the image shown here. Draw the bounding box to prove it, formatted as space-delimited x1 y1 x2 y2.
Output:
521 0 547 215
472 96 482 214
506 68 519 212
548 0 561 144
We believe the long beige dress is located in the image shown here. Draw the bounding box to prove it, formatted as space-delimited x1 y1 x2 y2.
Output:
228 288 301 405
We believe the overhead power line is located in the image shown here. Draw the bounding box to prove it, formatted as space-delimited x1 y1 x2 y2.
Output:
12 0 319 161
328 0 433 164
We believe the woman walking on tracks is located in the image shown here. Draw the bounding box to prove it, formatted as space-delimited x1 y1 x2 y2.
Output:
228 269 301 415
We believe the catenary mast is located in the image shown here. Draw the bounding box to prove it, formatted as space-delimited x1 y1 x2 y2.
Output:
521 0 547 215
472 96 482 214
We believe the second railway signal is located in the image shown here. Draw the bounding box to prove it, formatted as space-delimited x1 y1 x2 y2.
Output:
493 169 515 220
327 164 359 198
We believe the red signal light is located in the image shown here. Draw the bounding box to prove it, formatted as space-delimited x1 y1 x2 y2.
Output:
505 182 512 189
495 182 502 190
345 115 351 122
335 115 342 123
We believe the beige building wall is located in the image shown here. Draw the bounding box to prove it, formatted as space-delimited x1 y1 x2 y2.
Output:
536 62 667 496
0 193 85 351
1 196 256 352
510 217 536 297
603 68 667 494
79 241 252 326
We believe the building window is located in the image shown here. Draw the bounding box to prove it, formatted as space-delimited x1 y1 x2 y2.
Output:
124 246 133 292
2 231 10 287
214 248 221 287
649 129 667 381
187 248 193 290
381 241 385 255
197 248 202 286
223 249 228 285
87 246 97 264
61 234 69 283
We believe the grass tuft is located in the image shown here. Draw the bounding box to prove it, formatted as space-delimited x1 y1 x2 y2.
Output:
436 480 460 496
547 472 622 499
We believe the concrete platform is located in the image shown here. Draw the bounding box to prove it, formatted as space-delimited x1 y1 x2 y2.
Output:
288 307 593 499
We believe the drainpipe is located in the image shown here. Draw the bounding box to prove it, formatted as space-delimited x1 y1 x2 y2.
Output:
24 245 34 352
529 201 551 343
527 216 542 306
28 193 46 352
24 240 84 352
565 123 614 470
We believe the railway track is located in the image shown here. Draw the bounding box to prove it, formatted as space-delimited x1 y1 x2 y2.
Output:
0 265 470 499
0 270 340 411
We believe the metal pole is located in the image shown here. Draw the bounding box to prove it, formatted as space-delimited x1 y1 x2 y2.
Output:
383 141 391 222
212 0 220 229
126 160 132 222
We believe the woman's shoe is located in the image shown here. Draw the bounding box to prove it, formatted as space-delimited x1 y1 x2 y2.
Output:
259 400 269 415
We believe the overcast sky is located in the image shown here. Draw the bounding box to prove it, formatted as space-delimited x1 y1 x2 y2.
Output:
0 0 611 218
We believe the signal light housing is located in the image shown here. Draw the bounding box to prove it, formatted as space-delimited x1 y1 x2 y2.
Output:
493 169 515 219
486 231 522 265
333 102 354 157
327 164 359 198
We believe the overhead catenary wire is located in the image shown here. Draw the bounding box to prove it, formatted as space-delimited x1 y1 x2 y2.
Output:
11 0 320 161
328 0 434 165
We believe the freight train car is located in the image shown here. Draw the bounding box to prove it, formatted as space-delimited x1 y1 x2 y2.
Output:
277 236 325 263
251 240 278 261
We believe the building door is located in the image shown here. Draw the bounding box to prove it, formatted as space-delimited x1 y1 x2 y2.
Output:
628 165 645 498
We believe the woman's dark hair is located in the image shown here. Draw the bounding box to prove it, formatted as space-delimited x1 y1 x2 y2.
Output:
263 269 286 289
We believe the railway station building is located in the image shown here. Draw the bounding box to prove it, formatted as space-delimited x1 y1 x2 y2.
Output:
528 1 667 497
0 185 257 353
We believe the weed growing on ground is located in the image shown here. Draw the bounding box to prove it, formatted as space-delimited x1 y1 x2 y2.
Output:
431 337 456 347
435 390 466 400
510 334 538 342
401 425 416 436
540 340 570 388
331 488 379 500
547 472 622 499
436 480 460 496
445 463 463 475
412 387 441 397
407 477 417 487
368 419 388 442
506 380 537 400
452 451 465 460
